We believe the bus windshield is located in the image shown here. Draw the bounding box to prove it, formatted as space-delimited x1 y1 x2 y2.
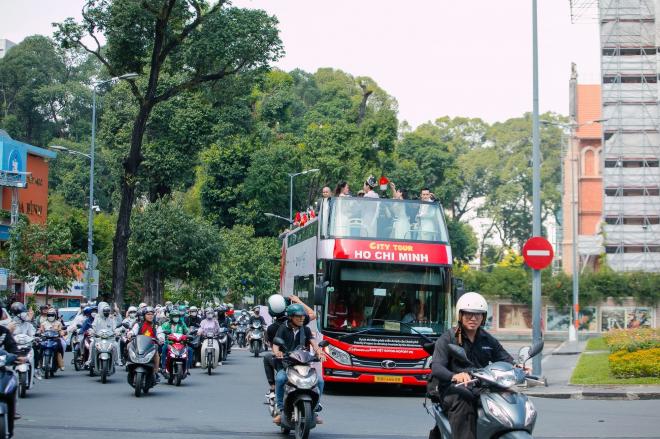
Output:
321 261 449 336
324 197 448 243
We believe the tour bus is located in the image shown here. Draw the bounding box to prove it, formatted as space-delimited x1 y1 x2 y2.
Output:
280 195 454 387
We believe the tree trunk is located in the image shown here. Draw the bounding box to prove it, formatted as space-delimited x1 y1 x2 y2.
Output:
143 269 163 306
111 104 152 308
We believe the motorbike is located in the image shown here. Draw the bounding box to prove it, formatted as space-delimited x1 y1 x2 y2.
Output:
117 325 130 366
0 352 18 439
217 327 229 362
71 327 84 371
249 321 264 357
235 321 248 348
164 333 189 386
187 326 201 367
423 341 547 439
270 337 328 439
92 329 117 383
81 328 95 375
13 334 35 398
126 335 158 397
200 331 221 375
39 329 60 379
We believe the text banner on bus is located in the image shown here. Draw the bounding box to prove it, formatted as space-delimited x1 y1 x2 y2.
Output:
333 239 450 265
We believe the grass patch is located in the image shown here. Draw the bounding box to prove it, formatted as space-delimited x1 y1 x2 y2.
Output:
571 352 660 385
585 337 608 352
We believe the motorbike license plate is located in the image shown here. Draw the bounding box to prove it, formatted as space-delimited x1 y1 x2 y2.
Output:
374 375 403 384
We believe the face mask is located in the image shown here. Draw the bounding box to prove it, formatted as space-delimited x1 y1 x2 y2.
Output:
47 316 55 322
172 317 179 323
206 314 213 320
103 311 110 317
191 312 197 317
129 312 136 318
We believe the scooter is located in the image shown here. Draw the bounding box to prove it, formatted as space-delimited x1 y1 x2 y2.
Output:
92 329 117 383
187 326 201 367
236 321 248 348
81 328 95 375
249 321 264 357
39 330 60 379
0 351 19 439
200 331 221 375
164 333 189 386
13 334 35 398
217 327 229 362
71 327 84 371
423 341 547 439
126 335 158 397
271 337 328 439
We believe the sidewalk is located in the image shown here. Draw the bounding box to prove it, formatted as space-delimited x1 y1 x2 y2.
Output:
522 340 660 400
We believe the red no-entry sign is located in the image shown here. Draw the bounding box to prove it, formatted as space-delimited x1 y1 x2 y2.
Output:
522 236 554 270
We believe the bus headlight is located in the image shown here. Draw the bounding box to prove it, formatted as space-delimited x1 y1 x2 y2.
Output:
324 344 351 366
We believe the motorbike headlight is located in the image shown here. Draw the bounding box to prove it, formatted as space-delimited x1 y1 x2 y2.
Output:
324 344 351 366
524 399 537 426
169 346 180 356
424 355 432 369
219 335 227 343
95 342 103 350
485 398 513 427
287 368 318 389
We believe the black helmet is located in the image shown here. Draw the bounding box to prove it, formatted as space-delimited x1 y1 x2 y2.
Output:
10 302 26 316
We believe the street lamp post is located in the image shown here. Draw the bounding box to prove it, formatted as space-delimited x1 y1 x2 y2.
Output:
52 72 137 301
288 169 319 221
264 212 293 224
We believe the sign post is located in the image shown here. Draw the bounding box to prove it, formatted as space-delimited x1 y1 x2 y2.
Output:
523 236 554 376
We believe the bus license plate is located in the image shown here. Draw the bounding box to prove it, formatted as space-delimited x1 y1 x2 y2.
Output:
374 375 403 384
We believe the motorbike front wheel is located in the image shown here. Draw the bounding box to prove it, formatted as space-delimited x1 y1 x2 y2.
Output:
207 353 213 375
18 372 27 398
73 350 81 371
253 341 260 357
101 360 109 383
134 372 144 397
0 412 6 439
294 400 313 439
43 355 52 379
175 365 182 387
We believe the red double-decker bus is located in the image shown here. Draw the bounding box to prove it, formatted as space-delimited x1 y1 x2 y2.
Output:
280 196 454 387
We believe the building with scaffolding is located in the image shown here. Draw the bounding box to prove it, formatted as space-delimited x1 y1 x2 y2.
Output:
571 0 660 272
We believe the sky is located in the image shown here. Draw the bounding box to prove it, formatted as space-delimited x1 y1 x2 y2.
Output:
0 0 601 128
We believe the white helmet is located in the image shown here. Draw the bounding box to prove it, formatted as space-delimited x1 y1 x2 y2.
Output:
127 306 137 313
456 292 488 321
267 294 287 317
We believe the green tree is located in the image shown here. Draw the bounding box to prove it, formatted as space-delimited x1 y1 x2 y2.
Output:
55 0 283 306
9 219 83 304
447 220 478 263
129 198 221 305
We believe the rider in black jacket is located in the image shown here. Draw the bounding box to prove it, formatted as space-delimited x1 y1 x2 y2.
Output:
429 293 512 439
0 303 26 437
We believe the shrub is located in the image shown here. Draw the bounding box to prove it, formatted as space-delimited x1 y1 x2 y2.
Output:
603 328 660 352
608 348 660 378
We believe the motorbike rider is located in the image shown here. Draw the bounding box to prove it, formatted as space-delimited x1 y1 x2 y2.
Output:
90 302 120 366
247 306 266 346
197 308 221 366
119 306 139 365
185 306 202 328
428 292 514 439
160 310 192 373
9 303 35 337
0 303 27 434
271 303 326 425
39 308 66 370
216 305 233 353
236 310 250 326
264 295 315 398
127 306 163 383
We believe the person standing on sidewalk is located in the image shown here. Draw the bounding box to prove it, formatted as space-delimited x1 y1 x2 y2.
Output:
428 292 513 439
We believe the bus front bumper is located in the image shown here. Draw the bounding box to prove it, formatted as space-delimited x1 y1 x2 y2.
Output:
323 367 430 386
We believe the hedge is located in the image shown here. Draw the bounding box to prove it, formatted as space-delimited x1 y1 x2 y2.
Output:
459 265 660 307
603 328 660 353
609 348 660 378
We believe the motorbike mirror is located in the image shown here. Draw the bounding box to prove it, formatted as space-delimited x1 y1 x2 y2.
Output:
318 340 329 348
528 341 544 359
272 337 285 347
122 322 131 329
422 342 435 355
517 346 531 364
76 323 82 328
448 344 471 365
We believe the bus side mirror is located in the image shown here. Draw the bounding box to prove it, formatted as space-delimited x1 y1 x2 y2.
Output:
314 281 329 306
452 278 465 304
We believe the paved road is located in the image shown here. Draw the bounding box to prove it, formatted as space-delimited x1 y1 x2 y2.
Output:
14 349 660 439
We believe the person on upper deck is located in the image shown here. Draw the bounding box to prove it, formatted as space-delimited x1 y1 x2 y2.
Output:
322 186 332 198
363 175 379 198
334 181 350 197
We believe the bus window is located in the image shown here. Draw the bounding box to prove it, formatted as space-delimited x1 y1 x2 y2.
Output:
293 275 314 306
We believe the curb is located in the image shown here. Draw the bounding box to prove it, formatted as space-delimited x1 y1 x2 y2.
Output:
525 390 660 400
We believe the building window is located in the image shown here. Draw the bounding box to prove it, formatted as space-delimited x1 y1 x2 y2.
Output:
606 245 660 253
604 159 659 168
605 216 660 225
604 187 660 196
602 75 657 83
602 47 657 56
